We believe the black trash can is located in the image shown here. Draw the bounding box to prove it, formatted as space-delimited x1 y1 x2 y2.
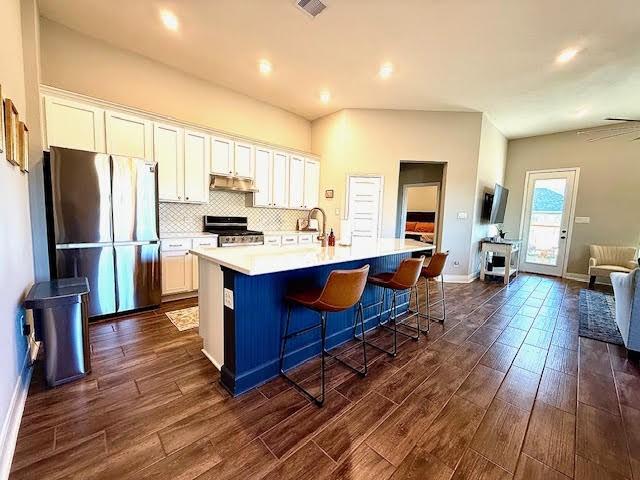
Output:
24 277 91 387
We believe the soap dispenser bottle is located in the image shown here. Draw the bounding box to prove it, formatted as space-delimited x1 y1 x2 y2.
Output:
328 228 336 247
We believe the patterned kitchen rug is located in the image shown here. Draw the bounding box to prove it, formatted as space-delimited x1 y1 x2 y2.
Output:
578 289 624 346
166 306 199 331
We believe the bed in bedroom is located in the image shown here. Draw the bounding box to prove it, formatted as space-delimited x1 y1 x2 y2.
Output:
404 211 436 244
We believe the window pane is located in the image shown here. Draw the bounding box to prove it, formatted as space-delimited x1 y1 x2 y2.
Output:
525 178 566 265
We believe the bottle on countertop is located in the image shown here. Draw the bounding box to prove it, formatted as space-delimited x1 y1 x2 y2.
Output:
328 228 336 247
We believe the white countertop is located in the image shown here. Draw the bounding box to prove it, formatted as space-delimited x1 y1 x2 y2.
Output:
191 238 434 276
160 232 218 239
262 230 319 236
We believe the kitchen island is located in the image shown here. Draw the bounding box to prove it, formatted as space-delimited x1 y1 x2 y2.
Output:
191 238 434 395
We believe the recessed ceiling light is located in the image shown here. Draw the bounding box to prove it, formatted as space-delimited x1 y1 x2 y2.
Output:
556 47 579 64
160 10 179 31
258 59 272 76
379 62 394 79
319 90 331 104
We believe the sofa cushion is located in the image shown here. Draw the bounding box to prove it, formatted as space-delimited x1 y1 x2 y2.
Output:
590 265 633 277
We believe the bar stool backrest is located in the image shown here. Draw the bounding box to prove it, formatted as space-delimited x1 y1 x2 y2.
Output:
422 251 449 279
317 264 370 311
389 256 426 289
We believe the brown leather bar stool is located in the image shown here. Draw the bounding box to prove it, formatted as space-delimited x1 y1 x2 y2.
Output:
361 256 425 357
280 265 370 406
419 251 449 330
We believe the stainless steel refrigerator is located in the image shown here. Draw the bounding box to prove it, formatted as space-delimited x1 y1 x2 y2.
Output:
44 146 161 318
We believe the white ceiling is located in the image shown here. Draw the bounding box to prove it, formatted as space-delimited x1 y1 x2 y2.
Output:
38 0 640 138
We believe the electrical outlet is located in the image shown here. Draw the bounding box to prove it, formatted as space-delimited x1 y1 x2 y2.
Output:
334 208 340 216
224 288 234 309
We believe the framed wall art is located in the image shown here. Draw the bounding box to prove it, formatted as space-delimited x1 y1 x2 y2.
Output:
0 85 5 154
4 98 19 165
18 121 29 173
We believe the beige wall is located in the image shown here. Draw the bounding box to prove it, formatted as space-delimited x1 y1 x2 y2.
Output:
0 0 35 467
407 185 438 212
503 126 640 276
469 115 507 273
39 18 311 152
311 109 484 278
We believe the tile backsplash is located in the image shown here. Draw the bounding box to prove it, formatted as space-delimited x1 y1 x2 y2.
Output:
159 190 305 233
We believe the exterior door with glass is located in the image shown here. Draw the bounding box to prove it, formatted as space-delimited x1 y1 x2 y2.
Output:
520 170 577 276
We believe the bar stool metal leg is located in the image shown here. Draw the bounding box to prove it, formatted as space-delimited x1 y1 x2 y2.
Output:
324 303 368 376
279 305 326 406
280 303 369 407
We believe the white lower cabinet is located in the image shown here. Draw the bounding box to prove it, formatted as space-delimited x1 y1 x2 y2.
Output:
298 234 313 245
264 235 282 246
161 237 218 295
161 251 192 295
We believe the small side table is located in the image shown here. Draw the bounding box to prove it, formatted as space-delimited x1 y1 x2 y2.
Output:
480 240 521 285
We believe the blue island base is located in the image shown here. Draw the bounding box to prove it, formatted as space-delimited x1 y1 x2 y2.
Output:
219 252 415 395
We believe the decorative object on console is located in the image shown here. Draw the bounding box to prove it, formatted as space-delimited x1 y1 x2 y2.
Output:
588 244 638 288
579 288 624 346
3 97 19 165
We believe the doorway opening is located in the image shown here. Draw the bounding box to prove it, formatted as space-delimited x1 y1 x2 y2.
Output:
396 162 446 252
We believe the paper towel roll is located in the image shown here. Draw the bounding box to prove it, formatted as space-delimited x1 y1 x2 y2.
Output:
339 219 352 246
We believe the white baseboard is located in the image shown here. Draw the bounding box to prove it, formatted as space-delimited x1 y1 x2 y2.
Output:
201 348 222 371
0 351 33 480
443 273 478 284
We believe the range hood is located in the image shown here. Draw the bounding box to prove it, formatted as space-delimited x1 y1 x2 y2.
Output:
210 174 258 193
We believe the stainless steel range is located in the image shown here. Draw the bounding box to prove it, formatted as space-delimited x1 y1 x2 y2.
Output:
203 216 264 247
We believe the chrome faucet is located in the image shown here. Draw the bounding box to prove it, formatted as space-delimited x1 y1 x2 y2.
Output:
308 207 327 247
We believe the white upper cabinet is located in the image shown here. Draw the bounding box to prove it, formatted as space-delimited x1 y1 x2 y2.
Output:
211 137 234 175
43 96 106 152
155 123 184 202
42 92 320 208
253 147 272 207
184 130 210 203
105 110 153 159
289 155 305 209
272 151 289 208
234 142 254 178
303 159 320 210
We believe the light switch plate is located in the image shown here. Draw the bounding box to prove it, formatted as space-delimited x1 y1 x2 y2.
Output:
575 216 590 224
457 212 468 220
224 288 234 309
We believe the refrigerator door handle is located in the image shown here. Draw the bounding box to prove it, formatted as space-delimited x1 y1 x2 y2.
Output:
56 242 114 250
113 240 159 246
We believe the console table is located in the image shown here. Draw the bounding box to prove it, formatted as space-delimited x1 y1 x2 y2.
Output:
480 239 521 285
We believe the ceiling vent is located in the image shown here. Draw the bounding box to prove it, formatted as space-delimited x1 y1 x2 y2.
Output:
296 0 327 18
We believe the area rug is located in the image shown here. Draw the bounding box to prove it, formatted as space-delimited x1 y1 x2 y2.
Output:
166 306 199 331
578 289 624 345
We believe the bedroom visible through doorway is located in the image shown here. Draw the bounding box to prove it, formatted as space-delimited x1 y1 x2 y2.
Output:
402 184 440 247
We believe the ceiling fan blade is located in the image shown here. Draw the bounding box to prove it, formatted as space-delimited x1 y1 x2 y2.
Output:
605 117 640 122
578 125 640 135
587 130 638 142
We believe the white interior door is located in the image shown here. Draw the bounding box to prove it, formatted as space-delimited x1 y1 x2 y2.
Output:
347 175 383 238
520 169 577 276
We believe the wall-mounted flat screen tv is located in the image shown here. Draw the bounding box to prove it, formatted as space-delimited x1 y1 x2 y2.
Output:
481 183 509 224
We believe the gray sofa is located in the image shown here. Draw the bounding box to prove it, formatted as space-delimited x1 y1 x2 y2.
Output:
611 268 640 353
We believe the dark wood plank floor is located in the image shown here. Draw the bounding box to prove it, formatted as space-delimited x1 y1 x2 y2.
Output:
10 275 640 479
